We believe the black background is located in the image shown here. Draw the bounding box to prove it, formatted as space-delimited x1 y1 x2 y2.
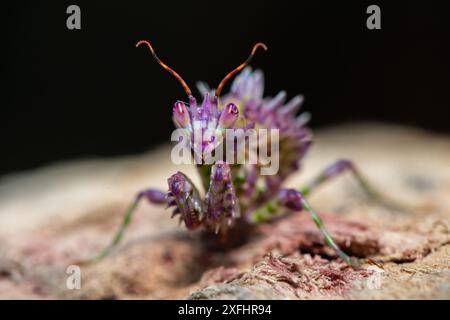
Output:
3 1 449 176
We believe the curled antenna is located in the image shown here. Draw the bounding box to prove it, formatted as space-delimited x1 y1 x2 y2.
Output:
215 42 268 97
136 40 192 97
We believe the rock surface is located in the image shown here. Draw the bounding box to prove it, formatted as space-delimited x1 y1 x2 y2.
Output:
0 123 449 299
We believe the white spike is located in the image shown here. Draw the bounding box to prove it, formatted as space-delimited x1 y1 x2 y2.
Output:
265 91 287 110
231 67 252 95
196 81 211 97
296 112 311 127
252 70 265 99
280 94 304 115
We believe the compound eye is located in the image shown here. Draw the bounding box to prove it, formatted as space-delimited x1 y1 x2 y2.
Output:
219 103 239 129
173 101 191 128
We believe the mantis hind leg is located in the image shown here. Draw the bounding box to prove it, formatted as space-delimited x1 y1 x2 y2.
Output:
251 188 359 266
300 159 404 211
90 189 166 262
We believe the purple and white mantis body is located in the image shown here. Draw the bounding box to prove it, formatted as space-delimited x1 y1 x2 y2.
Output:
94 41 399 267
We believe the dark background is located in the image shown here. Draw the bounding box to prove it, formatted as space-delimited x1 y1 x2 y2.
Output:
3 1 449 176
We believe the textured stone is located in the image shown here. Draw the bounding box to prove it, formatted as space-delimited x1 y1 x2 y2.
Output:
0 123 449 299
